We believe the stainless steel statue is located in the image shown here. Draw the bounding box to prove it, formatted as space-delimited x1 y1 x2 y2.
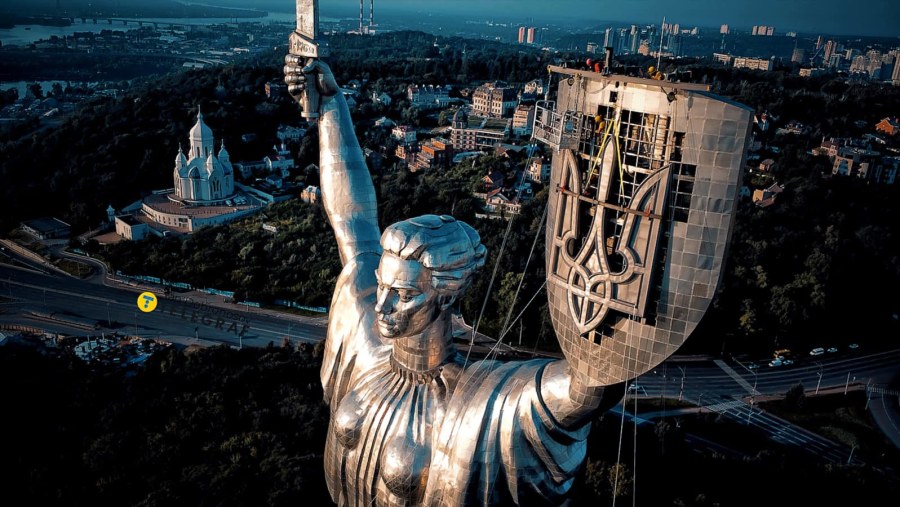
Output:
284 1 752 503
284 55 623 507
284 4 622 506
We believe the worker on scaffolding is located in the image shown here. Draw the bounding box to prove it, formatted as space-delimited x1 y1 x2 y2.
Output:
593 114 606 138
647 65 664 80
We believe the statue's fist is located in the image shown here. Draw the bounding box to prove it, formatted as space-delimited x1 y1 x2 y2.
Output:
284 55 339 108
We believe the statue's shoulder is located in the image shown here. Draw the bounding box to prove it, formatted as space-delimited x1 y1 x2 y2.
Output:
334 251 381 303
322 251 385 401
450 356 552 399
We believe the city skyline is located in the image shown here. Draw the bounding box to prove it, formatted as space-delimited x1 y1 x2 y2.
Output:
226 0 898 37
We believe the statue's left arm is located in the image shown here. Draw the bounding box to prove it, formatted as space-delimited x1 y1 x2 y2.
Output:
539 360 625 428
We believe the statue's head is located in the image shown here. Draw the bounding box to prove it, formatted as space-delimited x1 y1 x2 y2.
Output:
375 215 486 339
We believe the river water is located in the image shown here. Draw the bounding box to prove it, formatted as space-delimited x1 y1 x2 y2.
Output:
0 9 347 96
0 10 308 48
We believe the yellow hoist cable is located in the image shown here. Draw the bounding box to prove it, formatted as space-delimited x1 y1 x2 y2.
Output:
586 114 626 199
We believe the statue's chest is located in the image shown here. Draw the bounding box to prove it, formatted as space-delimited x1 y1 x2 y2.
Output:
331 364 454 502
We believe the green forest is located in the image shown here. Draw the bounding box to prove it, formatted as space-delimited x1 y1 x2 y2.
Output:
3 30 899 355
2 340 898 506
2 27 900 505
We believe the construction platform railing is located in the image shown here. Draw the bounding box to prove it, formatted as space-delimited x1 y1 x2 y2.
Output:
532 100 584 150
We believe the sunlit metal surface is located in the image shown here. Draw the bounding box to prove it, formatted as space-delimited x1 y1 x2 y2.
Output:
286 57 623 505
540 68 754 386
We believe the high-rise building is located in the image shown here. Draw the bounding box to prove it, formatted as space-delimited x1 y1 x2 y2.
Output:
629 25 639 53
892 58 900 86
671 34 683 57
526 27 536 44
824 40 836 63
829 53 843 69
517 26 526 44
616 28 628 53
604 27 615 48
586 42 599 54
881 59 895 83
752 25 774 36
816 35 824 50
791 48 807 64
720 24 729 34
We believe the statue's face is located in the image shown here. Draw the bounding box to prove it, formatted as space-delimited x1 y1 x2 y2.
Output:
374 253 442 339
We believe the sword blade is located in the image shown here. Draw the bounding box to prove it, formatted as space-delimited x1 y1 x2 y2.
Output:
296 0 318 40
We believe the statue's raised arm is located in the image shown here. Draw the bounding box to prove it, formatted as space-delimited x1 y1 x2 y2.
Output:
283 48 624 506
285 56 381 265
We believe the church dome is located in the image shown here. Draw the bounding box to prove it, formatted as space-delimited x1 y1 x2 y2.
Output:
175 146 188 167
218 141 230 160
190 109 214 142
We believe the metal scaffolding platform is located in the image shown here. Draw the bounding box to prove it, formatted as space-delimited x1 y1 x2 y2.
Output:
531 100 584 150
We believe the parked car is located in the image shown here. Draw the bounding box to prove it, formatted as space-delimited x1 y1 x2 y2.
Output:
848 343 860 350
769 359 783 367
783 359 794 365
827 347 838 353
810 347 825 356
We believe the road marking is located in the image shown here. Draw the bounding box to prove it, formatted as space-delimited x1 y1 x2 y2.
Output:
8 278 119 304
714 359 757 394
704 399 743 413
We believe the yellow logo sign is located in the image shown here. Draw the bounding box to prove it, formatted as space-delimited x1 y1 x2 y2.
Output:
138 291 158 313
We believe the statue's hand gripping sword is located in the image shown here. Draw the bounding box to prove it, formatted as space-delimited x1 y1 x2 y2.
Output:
289 0 329 119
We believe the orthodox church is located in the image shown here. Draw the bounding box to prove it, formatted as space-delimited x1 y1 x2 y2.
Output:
173 108 235 203
111 107 264 239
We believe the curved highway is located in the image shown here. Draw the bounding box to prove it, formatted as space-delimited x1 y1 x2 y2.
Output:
2 258 898 465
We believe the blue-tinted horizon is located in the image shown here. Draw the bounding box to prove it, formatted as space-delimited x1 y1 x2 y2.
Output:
222 0 898 38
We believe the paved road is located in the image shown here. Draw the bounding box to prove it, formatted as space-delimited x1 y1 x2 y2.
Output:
0 263 327 347
3 257 898 465
626 350 900 464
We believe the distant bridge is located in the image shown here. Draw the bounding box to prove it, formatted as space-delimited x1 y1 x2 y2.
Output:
75 18 215 29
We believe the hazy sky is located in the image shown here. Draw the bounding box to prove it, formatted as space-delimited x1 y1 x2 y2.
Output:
218 1 898 37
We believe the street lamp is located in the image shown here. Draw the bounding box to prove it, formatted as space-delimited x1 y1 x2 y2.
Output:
106 302 111 328
815 362 823 395
678 366 686 401
844 372 855 395
865 379 873 410
848 444 859 465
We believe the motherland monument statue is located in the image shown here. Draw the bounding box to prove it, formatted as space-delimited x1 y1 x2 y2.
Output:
284 1 753 505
